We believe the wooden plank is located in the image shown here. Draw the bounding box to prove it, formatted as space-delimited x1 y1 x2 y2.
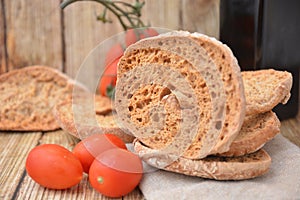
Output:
16 172 117 200
63 1 124 89
4 0 63 71
0 132 42 200
123 188 145 200
181 0 220 38
38 129 79 150
281 118 300 148
143 0 181 30
0 0 6 74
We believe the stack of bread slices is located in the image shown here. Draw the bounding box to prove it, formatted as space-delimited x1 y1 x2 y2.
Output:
115 31 293 180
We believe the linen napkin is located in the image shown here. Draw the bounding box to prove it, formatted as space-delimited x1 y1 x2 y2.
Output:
139 134 300 200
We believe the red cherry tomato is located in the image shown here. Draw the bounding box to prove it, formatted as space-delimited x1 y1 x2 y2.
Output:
125 28 159 47
89 148 143 198
99 57 120 97
25 144 83 189
100 43 125 98
73 133 127 173
139 28 159 39
104 43 124 66
125 28 139 47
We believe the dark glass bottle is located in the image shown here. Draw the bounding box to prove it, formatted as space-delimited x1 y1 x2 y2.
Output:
220 0 299 120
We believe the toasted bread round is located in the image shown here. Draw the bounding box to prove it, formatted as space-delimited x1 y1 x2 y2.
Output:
53 96 134 143
0 65 82 131
218 111 280 157
242 69 292 115
115 31 245 159
94 95 114 115
134 140 271 180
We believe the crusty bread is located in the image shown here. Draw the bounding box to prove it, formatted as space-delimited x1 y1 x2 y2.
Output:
218 111 280 157
53 97 134 143
134 140 271 180
0 65 83 131
242 69 292 115
115 31 245 159
94 95 114 115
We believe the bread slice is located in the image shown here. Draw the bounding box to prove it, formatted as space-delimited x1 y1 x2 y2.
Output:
134 140 271 180
242 69 292 115
0 65 85 131
147 92 280 157
218 111 280 157
53 96 134 143
94 95 114 115
115 31 245 159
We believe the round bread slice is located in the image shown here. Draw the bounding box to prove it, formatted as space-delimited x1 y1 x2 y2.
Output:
218 111 280 157
53 96 134 143
242 69 292 115
134 140 271 180
0 65 85 131
115 31 245 159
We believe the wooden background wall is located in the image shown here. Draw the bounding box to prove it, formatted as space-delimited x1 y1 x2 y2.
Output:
0 0 220 78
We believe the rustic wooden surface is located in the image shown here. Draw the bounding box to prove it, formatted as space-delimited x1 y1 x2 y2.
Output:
63 1 123 80
142 0 182 30
4 0 63 71
0 117 299 200
0 0 220 76
0 0 6 74
182 0 219 37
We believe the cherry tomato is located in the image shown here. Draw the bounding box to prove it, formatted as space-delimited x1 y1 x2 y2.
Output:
99 57 120 97
139 28 159 39
104 43 124 66
89 148 143 198
125 28 159 47
25 144 83 189
125 28 139 47
73 133 127 173
100 43 124 98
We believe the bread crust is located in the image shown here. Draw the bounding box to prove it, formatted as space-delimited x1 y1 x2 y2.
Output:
189 32 246 154
53 96 134 143
242 69 293 115
134 139 271 180
218 111 280 157
0 66 79 131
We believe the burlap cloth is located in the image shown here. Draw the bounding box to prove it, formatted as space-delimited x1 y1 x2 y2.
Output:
138 134 300 199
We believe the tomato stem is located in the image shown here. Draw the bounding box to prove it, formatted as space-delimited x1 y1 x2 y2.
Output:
97 176 104 184
106 84 116 100
60 0 147 31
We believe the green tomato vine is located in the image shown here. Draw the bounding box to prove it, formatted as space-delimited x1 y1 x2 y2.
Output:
60 0 147 31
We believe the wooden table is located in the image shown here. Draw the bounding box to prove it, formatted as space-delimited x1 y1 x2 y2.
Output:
1 117 299 200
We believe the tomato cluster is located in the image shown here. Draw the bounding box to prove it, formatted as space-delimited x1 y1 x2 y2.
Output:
99 28 159 98
25 133 143 198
